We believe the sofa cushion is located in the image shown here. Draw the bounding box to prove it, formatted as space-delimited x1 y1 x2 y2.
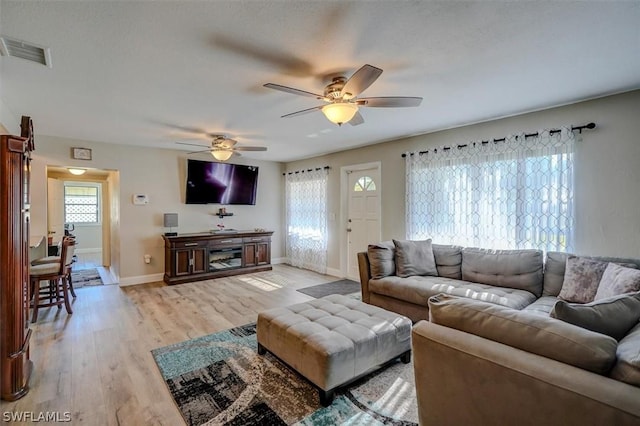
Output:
369 275 537 310
551 292 640 340
558 256 608 303
393 239 438 278
461 248 543 297
521 296 559 316
428 294 618 374
595 263 640 300
432 244 463 279
610 321 640 387
543 251 569 297
367 241 396 279
543 251 640 297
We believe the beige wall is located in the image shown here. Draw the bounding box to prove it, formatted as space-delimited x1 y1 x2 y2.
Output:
30 136 284 283
10 90 640 281
285 90 640 273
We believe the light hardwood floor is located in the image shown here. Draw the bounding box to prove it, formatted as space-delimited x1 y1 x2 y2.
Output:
0 265 340 425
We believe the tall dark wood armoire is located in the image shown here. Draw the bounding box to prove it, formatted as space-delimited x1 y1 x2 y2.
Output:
0 116 34 401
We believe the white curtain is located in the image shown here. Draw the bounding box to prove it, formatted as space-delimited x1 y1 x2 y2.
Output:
406 127 576 252
285 168 328 273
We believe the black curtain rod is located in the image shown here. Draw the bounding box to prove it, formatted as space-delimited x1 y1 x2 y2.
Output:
283 166 330 176
401 122 596 158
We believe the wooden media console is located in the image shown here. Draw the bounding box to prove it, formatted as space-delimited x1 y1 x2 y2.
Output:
162 230 273 285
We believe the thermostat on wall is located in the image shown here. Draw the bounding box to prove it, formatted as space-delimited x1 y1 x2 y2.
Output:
133 194 149 205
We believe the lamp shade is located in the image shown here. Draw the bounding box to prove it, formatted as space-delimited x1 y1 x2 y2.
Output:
321 103 358 125
212 149 233 161
163 213 178 228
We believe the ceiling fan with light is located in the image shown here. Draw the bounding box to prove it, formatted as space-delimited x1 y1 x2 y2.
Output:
176 135 267 161
264 64 422 126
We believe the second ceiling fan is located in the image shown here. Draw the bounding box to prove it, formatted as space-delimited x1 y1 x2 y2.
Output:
264 64 422 126
177 135 266 161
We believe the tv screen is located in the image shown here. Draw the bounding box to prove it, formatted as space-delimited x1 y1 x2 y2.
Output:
185 159 259 205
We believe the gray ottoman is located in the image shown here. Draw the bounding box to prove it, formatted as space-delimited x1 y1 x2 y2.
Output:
256 294 412 406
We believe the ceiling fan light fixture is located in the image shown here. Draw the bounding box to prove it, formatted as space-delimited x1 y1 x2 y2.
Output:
211 149 233 161
68 168 86 175
322 103 358 125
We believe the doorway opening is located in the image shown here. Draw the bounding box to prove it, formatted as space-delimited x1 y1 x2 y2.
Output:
45 166 120 285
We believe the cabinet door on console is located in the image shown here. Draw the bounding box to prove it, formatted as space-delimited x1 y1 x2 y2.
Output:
174 249 191 276
192 248 207 274
256 242 270 265
243 244 257 267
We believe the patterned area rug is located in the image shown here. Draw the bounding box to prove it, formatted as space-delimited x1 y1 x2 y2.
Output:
152 323 417 425
71 268 103 288
297 279 361 298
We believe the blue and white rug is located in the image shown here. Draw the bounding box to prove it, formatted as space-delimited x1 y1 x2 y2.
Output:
152 323 418 425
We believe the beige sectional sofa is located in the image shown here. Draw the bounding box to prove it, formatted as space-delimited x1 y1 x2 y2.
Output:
357 242 640 425
357 243 640 321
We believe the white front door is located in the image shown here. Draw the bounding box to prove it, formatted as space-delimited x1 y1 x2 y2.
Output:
346 166 381 280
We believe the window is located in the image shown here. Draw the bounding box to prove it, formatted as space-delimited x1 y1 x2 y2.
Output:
284 169 328 273
405 128 576 252
64 184 100 224
353 176 376 192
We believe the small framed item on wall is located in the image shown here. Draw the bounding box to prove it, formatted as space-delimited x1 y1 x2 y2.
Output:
71 147 92 160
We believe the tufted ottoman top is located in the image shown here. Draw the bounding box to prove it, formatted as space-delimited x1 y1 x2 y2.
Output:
257 294 412 392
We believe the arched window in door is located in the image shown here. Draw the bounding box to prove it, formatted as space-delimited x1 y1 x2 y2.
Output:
353 176 376 192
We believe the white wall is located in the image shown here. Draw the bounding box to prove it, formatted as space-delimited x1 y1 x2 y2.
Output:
0 98 18 134
284 90 640 273
30 137 284 283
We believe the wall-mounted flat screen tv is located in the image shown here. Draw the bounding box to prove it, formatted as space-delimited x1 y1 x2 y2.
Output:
185 159 259 205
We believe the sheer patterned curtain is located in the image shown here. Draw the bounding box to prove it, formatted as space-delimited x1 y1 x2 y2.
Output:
285 168 328 273
406 127 576 252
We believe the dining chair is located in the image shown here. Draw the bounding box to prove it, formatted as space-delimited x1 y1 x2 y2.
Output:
29 237 74 322
31 236 77 298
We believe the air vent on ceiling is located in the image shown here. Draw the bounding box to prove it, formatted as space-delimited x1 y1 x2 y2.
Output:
0 36 52 68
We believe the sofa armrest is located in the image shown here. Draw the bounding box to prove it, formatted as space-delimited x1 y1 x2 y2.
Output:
412 321 640 426
357 251 372 303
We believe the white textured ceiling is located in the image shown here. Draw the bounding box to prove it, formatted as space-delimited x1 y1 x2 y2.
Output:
1 1 639 162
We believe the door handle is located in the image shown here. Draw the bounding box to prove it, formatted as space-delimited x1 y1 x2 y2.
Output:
347 228 352 232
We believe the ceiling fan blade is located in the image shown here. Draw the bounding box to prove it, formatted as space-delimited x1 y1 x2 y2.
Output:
186 149 212 155
357 96 423 107
348 111 365 126
340 64 383 98
281 105 324 118
176 141 209 148
264 83 325 100
234 146 268 151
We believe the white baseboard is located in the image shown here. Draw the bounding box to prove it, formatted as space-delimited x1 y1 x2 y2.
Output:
276 258 343 279
326 267 343 279
119 273 164 286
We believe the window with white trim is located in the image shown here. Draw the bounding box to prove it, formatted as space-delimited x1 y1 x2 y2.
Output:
64 183 100 224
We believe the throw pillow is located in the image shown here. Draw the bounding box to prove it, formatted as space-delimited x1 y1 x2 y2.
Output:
610 321 640 386
367 241 395 279
428 293 618 374
594 263 640 300
557 256 608 303
393 239 438 278
551 292 640 340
